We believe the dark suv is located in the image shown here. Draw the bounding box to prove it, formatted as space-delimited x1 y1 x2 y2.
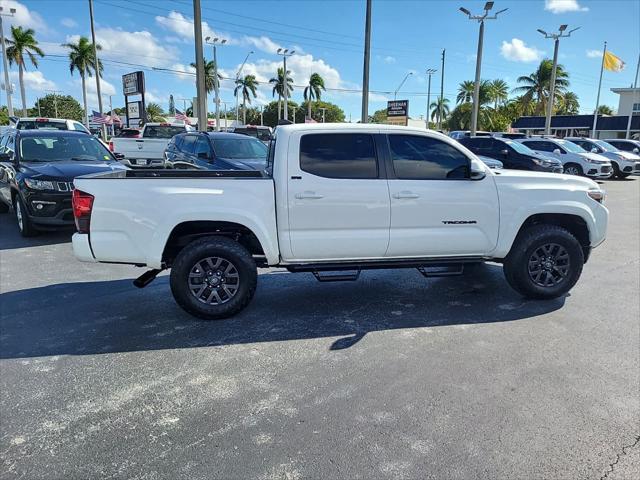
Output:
459 136 563 173
164 132 268 171
0 129 127 236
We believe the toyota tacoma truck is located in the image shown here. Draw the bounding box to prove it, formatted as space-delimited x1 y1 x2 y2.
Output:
72 124 609 320
109 123 194 168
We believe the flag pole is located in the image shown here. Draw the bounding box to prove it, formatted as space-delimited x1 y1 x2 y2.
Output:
592 41 607 138
625 54 640 139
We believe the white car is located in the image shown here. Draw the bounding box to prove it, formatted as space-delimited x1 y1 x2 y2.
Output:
518 137 613 178
566 137 640 178
10 117 91 134
72 124 608 320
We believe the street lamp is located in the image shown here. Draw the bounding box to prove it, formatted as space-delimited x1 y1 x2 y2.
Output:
425 68 437 127
459 1 507 136
394 72 413 100
276 48 295 120
205 36 227 131
0 6 16 116
235 50 254 125
537 25 580 136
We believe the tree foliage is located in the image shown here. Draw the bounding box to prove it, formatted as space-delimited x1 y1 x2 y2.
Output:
31 94 84 121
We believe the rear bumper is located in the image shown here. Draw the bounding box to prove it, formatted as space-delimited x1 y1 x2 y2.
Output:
72 233 97 262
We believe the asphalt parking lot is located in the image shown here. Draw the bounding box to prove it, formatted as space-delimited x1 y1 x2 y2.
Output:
1 178 638 480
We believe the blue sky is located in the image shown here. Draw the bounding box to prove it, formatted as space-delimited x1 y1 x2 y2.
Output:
2 0 639 120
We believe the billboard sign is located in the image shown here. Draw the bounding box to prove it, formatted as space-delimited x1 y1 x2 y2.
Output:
387 100 409 126
122 71 145 96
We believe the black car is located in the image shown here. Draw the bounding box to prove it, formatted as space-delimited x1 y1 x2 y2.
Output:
164 132 268 171
0 129 127 237
459 136 563 173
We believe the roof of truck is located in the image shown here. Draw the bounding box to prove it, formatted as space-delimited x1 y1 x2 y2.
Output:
276 123 433 134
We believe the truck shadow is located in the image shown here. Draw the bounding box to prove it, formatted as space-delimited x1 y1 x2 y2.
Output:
0 265 565 359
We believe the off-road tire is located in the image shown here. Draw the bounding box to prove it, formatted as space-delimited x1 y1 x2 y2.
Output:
503 224 584 299
170 236 257 320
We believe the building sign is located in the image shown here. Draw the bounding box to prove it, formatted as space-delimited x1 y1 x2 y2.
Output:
127 101 142 122
387 100 409 126
122 71 145 96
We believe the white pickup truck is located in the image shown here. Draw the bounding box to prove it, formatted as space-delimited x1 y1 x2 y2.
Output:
72 124 609 319
109 123 193 168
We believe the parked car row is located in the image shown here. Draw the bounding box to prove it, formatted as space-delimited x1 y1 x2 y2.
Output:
455 134 640 179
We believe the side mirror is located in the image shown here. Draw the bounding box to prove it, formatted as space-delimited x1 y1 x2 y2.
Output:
590 147 599 153
553 148 562 155
113 152 125 160
500 149 509 157
470 159 486 180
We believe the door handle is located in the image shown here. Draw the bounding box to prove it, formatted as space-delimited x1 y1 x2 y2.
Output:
295 191 324 199
392 191 420 199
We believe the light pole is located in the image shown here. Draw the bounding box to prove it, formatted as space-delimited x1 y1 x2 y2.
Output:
0 6 16 117
460 2 507 136
438 49 445 131
235 51 254 125
537 25 579 136
361 0 372 123
45 90 63 118
276 48 295 120
320 107 326 123
426 68 437 128
192 0 208 131
205 36 227 131
88 0 107 139
292 105 297 124
394 72 413 100
260 105 264 126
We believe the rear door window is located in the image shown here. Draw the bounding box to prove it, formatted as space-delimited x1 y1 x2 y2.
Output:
180 135 198 155
388 134 470 180
193 136 211 157
300 133 378 179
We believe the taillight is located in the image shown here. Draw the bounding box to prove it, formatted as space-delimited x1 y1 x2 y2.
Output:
72 189 94 233
109 140 114 152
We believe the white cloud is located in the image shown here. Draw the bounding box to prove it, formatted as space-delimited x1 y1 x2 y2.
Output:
74 77 116 110
60 17 77 28
544 0 589 13
586 49 603 58
383 56 396 64
0 0 46 31
500 38 543 62
155 11 236 46
243 35 282 54
9 70 55 92
66 28 178 68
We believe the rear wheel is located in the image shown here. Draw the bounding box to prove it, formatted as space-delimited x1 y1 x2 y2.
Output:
563 163 583 176
503 224 584 299
15 196 38 237
169 236 257 320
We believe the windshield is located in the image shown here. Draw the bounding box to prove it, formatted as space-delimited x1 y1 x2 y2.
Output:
594 140 618 152
504 140 536 155
19 134 113 162
558 139 587 153
17 120 67 131
213 138 268 159
143 126 185 139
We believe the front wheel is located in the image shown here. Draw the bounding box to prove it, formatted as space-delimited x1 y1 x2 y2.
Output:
14 196 38 237
503 225 584 299
563 163 583 176
612 163 630 179
169 236 257 320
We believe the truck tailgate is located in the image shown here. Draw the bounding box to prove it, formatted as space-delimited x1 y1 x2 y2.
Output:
74 174 278 268
112 138 169 159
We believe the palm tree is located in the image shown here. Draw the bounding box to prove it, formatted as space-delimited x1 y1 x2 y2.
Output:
5 26 45 116
456 80 491 106
488 79 509 110
190 59 222 94
234 74 258 124
513 59 569 115
429 97 450 123
269 67 293 119
145 103 166 122
303 73 325 120
596 104 613 115
62 36 103 126
556 91 580 115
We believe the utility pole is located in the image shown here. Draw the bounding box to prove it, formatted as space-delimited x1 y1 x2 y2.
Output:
426 68 437 128
45 90 63 117
292 105 297 123
88 0 107 139
37 97 41 116
277 48 295 120
235 51 253 125
0 6 16 117
537 24 580 136
591 41 607 138
320 107 326 123
260 105 264 126
192 0 207 131
460 2 507 136
394 72 413 100
361 0 372 123
626 54 640 139
205 36 226 131
105 94 114 137
438 49 445 131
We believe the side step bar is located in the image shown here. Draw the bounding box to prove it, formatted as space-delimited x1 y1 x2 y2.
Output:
313 270 361 282
417 264 464 277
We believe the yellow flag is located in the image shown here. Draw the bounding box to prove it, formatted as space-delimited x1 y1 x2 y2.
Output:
603 51 625 72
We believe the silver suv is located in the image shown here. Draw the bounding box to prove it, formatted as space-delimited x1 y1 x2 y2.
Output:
518 137 613 178
566 137 640 179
